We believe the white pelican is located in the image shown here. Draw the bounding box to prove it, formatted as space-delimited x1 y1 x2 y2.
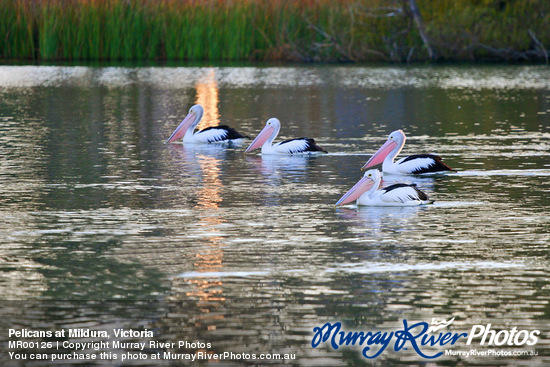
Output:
362 130 453 174
336 169 432 206
244 118 327 155
165 105 248 144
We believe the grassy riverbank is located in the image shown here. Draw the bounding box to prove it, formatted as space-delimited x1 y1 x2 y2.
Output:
1 0 549 63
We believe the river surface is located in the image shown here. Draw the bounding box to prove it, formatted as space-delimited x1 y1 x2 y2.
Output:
0 64 549 366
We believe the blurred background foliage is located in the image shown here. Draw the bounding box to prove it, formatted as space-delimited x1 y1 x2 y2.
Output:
0 0 548 62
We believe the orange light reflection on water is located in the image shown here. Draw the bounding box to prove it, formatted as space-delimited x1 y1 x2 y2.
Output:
185 70 226 328
195 69 220 130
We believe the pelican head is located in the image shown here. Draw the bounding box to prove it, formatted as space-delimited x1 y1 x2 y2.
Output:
362 129 406 170
165 104 204 144
244 117 281 153
335 169 382 206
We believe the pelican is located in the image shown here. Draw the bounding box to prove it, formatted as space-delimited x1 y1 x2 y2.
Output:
244 118 327 155
165 105 248 144
336 169 432 206
362 130 453 174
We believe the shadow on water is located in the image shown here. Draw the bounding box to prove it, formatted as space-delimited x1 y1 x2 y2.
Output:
335 205 429 234
244 154 323 184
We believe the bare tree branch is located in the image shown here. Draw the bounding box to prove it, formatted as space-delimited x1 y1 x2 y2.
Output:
408 0 436 60
528 29 549 65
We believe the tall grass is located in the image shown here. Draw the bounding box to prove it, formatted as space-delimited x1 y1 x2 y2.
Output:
0 0 35 59
1 0 549 62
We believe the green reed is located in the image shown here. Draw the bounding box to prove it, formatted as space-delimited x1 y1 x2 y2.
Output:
1 0 548 62
0 0 34 59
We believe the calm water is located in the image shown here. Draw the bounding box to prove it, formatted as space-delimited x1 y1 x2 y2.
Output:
0 65 549 366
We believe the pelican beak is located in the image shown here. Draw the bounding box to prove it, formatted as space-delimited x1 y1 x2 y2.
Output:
361 139 397 170
244 125 275 153
335 176 375 206
165 112 196 144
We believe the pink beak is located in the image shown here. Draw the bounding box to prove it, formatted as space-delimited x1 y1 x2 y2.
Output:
244 125 275 153
165 112 196 144
361 140 397 170
335 176 376 206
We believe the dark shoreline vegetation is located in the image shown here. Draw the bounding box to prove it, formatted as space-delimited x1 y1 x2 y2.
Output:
1 0 549 63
